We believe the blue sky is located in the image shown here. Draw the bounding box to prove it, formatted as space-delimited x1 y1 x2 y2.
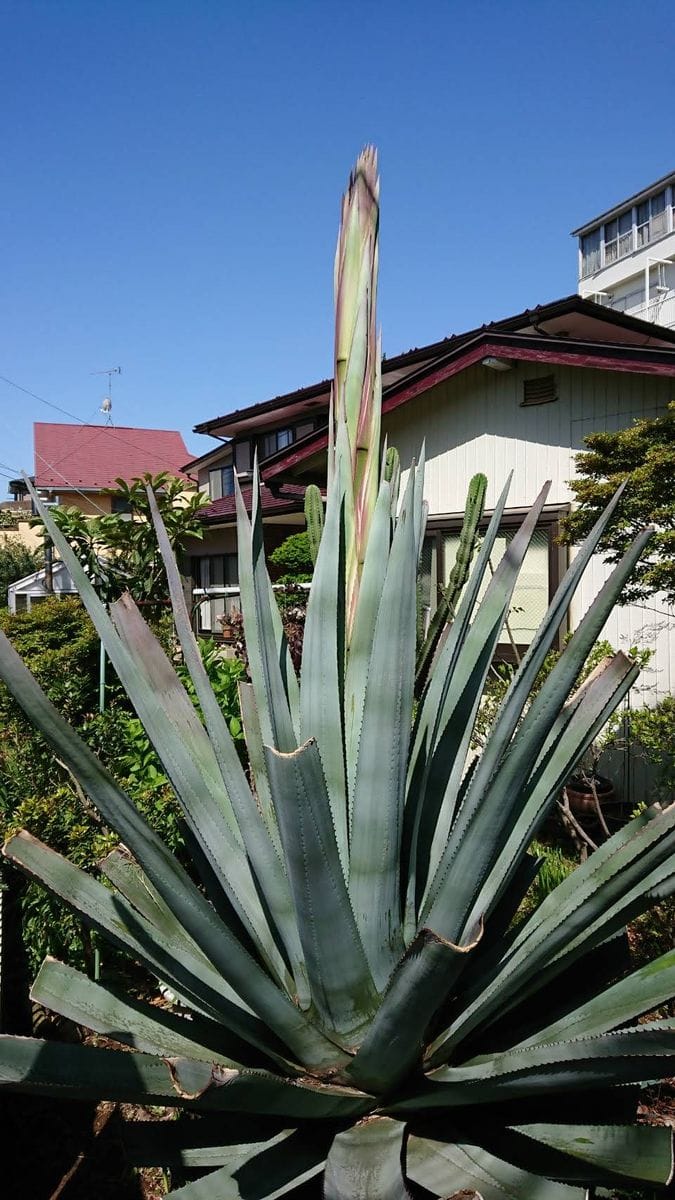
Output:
2 0 674 491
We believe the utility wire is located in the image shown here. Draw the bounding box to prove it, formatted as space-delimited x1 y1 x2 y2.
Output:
0 451 110 518
32 453 110 517
0 372 192 475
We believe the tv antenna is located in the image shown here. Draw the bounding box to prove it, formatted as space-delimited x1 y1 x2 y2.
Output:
91 365 121 423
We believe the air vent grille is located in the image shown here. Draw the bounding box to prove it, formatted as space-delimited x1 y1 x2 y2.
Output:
522 375 558 407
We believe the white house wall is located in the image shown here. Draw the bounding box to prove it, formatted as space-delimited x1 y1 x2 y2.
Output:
385 360 675 703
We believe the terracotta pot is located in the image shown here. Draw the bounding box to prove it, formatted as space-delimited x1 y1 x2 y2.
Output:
565 773 614 816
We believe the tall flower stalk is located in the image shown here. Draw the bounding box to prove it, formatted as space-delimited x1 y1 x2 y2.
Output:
333 146 382 638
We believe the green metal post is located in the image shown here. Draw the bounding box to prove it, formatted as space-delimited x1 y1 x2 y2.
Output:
99 640 106 713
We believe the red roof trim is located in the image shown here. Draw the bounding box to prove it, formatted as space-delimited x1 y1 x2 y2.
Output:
194 295 675 437
263 337 675 481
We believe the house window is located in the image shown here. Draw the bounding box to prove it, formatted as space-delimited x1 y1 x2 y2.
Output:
260 419 316 461
209 465 235 501
604 209 632 264
234 440 251 473
581 228 601 277
637 190 667 247
193 554 239 634
111 496 132 514
423 513 567 660
262 428 293 459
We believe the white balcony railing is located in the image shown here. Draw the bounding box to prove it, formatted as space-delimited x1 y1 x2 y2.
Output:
193 583 310 636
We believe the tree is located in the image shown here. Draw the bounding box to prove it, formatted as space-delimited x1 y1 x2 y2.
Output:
0 538 42 607
561 401 675 605
32 473 208 616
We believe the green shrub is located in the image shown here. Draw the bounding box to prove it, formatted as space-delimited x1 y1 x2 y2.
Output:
268 530 313 583
2 786 116 974
0 597 100 723
624 696 675 803
177 638 245 743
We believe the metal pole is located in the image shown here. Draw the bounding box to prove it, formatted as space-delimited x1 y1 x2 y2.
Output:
44 543 53 593
99 640 106 713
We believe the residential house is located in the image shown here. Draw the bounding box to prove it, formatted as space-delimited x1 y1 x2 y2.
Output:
32 422 191 513
574 169 675 330
7 422 192 612
187 295 675 706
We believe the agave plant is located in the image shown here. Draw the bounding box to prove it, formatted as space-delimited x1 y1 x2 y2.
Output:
2 150 675 1199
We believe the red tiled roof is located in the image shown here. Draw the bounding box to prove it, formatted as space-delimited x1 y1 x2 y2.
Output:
201 483 306 523
34 423 191 490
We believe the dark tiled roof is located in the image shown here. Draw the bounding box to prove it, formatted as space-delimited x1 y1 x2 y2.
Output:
201 483 306 523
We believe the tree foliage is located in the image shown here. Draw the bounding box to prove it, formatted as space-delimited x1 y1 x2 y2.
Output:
561 401 675 605
0 538 42 606
32 472 208 616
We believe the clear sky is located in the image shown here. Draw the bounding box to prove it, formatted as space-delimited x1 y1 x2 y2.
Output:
2 0 674 492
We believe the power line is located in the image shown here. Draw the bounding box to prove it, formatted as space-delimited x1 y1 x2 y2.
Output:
0 452 109 518
33 453 110 516
0 372 192 475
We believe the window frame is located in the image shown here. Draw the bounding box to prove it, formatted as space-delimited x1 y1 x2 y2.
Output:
191 553 240 635
423 507 569 662
208 464 235 501
259 418 317 461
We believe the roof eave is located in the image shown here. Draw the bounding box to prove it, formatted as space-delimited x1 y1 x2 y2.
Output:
571 169 675 237
262 331 675 483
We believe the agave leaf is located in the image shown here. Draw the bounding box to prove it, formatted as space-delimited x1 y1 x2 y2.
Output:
518 946 675 1048
235 465 298 752
0 1036 372 1117
299 453 348 870
324 1117 412 1200
347 925 482 1095
403 475 512 932
31 958 265 1069
20 487 289 982
422 526 653 945
349 471 417 988
431 801 675 1060
464 651 639 932
99 846 231 981
344 475 392 805
237 682 312 1024
4 831 287 1058
451 480 629 815
511 1123 674 1186
168 1128 329 1199
406 1136 581 1200
416 482 551 932
264 739 379 1036
402 1026 675 1110
411 444 427 562
146 488 307 993
0 627 342 1064
238 682 284 859
109 592 295 989
415 471 487 696
122 1117 294 1167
